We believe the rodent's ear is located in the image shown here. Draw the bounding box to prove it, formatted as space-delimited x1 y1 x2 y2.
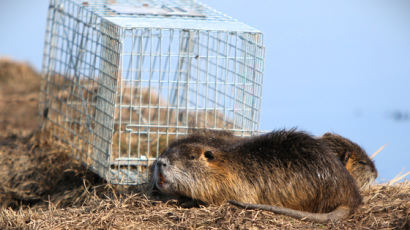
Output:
204 150 215 161
343 152 351 164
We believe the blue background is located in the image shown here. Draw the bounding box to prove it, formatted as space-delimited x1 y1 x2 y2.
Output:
0 0 409 182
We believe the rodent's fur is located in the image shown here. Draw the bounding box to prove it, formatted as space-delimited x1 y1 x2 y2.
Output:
320 132 377 190
152 129 362 222
185 129 377 190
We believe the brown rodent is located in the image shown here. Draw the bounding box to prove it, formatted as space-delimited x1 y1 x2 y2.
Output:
152 129 362 222
320 132 377 190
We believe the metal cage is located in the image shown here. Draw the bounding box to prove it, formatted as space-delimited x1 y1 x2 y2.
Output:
41 0 265 184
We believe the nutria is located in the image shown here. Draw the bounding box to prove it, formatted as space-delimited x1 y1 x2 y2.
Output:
152 129 362 222
320 132 377 190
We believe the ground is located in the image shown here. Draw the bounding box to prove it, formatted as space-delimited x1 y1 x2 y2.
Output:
0 59 408 229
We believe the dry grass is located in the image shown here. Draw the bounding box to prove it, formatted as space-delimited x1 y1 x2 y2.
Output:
0 60 408 229
0 59 40 133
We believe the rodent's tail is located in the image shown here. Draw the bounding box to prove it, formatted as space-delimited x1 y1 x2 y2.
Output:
229 200 351 223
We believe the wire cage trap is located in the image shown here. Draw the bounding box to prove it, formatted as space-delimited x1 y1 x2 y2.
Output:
40 0 265 185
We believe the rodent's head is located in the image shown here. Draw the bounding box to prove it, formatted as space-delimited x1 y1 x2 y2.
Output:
153 142 230 204
322 133 378 189
345 150 378 190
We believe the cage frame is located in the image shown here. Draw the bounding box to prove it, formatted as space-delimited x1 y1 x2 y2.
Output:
41 0 265 185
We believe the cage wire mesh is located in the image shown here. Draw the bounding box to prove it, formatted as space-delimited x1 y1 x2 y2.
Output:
41 0 265 185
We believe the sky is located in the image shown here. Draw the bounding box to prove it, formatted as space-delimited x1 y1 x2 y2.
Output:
0 0 409 182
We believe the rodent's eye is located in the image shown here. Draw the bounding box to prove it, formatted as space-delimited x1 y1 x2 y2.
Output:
358 161 366 165
189 155 195 160
204 151 215 161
